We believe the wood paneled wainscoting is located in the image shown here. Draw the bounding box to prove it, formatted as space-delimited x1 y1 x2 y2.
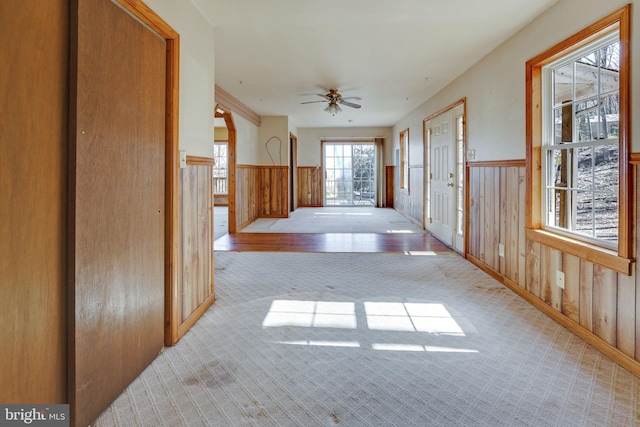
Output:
175 156 216 341
297 166 323 207
237 165 259 229
467 160 526 285
466 159 640 377
259 166 289 216
395 166 424 226
236 165 289 230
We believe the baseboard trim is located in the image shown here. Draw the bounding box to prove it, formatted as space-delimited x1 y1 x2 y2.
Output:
466 253 640 378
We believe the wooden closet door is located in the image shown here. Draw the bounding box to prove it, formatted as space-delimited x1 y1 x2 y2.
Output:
0 0 69 404
69 0 166 425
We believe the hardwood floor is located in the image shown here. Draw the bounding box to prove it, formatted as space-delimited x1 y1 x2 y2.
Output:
214 232 452 253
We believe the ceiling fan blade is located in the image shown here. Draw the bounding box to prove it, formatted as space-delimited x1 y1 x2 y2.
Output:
340 96 362 101
338 100 361 109
301 100 328 104
317 93 331 99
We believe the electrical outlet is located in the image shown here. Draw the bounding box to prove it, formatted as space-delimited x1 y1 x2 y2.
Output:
467 149 476 161
556 270 565 289
498 243 504 257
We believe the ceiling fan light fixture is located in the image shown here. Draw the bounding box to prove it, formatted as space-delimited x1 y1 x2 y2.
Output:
325 102 341 116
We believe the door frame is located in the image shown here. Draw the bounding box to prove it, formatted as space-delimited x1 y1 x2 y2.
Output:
290 132 298 212
321 139 377 206
113 0 180 345
423 98 467 254
215 106 237 233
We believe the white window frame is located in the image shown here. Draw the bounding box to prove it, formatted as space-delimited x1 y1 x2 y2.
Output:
540 30 620 250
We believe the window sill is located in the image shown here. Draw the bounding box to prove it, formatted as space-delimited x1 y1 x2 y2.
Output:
526 228 633 275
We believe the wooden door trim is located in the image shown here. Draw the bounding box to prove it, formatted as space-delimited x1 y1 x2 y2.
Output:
114 0 181 346
290 132 298 212
215 106 237 233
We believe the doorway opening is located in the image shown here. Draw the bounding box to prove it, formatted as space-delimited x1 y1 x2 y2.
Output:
215 106 237 234
323 141 376 206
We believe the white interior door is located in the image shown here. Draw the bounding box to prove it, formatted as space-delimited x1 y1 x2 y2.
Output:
428 110 456 246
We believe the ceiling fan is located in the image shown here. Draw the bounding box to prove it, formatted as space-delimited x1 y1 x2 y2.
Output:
301 89 361 115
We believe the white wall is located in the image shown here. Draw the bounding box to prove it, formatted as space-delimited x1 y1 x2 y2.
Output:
257 116 289 166
393 0 639 163
214 127 228 140
297 127 393 167
234 114 260 165
144 0 216 158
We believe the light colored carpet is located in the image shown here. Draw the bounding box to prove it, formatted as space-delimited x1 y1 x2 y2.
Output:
214 206 229 240
240 207 425 234
95 252 639 426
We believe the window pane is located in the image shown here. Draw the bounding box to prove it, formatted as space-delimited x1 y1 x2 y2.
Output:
548 148 566 187
594 144 618 192
575 190 595 237
549 187 569 228
599 94 620 139
326 157 334 169
575 58 598 100
575 98 599 142
575 146 593 191
600 42 620 95
554 63 574 106
595 193 618 241
325 145 334 157
555 103 576 144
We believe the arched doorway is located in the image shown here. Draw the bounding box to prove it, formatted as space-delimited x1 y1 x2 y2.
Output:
215 105 237 233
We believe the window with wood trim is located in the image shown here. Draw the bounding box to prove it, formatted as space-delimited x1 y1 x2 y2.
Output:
526 6 631 274
400 129 409 191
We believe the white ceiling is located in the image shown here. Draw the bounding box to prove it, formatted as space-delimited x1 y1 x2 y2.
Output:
194 0 559 128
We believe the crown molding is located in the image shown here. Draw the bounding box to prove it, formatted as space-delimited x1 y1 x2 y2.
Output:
215 85 261 127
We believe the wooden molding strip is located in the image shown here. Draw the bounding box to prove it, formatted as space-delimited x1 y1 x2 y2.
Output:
630 153 640 165
177 292 216 339
115 0 179 39
237 164 288 169
215 85 261 127
526 228 632 275
186 155 214 166
467 159 526 168
255 165 288 170
466 253 640 379
423 97 466 123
